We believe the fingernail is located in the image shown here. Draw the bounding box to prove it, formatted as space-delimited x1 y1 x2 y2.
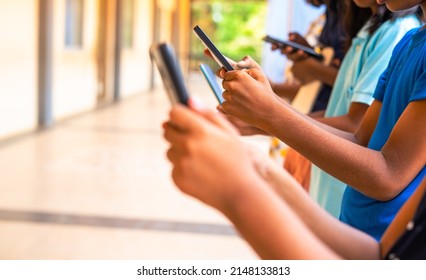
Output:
236 61 247 69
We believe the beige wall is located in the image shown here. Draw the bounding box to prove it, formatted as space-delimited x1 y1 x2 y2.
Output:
0 0 190 141
120 0 154 98
0 0 38 139
51 0 99 120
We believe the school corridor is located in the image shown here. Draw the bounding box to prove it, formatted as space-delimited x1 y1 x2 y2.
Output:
0 75 269 259
0 0 322 259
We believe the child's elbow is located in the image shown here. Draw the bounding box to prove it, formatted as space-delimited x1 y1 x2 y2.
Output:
373 180 405 202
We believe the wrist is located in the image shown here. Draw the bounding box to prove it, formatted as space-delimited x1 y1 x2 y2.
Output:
256 94 287 134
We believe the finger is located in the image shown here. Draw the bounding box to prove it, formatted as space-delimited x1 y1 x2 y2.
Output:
236 56 261 70
216 105 226 114
221 90 232 102
222 69 247 82
284 46 295 54
166 146 181 164
244 68 268 83
296 49 307 58
203 48 213 59
163 121 189 147
167 105 208 135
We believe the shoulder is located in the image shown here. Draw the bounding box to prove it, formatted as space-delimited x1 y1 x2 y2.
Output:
375 15 421 39
367 18 421 52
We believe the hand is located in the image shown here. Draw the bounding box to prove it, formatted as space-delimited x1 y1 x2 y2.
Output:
270 33 312 62
291 57 320 84
219 57 280 129
163 97 260 211
217 106 269 136
288 32 311 48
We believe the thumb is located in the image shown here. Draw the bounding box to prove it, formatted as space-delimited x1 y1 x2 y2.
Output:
236 56 262 70
244 68 269 84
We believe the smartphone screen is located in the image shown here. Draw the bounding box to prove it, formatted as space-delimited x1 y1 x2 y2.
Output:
263 35 324 60
193 26 234 71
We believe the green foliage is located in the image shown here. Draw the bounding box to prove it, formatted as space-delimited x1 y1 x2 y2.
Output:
190 0 266 70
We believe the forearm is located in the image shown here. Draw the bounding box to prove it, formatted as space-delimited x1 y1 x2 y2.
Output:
280 98 357 142
271 81 300 101
257 100 399 200
223 174 340 259
314 103 370 133
294 60 338 86
311 64 338 87
262 163 379 259
315 115 360 133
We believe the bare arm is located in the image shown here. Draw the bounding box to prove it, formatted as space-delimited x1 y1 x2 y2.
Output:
224 174 341 260
221 68 426 200
263 97 426 200
291 58 338 86
164 102 378 259
270 80 301 101
315 102 370 133
255 153 379 259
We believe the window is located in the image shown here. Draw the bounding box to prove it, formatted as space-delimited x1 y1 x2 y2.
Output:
190 0 266 70
65 0 84 48
122 0 135 49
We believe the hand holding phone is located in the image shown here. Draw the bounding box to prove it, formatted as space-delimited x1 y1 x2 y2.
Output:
263 35 324 60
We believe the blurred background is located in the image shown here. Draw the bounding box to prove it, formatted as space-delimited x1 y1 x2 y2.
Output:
0 0 323 259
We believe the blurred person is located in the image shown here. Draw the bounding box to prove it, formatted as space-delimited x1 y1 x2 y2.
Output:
287 0 421 217
270 0 346 112
268 0 347 191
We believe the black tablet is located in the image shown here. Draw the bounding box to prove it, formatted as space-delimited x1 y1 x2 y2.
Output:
149 43 189 105
193 25 234 71
263 35 324 61
199 64 224 104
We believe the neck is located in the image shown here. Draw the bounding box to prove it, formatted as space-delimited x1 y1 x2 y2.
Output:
370 5 377 14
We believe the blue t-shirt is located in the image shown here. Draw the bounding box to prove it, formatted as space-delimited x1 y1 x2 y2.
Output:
310 15 420 218
340 27 426 240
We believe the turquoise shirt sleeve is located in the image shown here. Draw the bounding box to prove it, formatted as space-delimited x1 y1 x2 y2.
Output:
352 18 420 105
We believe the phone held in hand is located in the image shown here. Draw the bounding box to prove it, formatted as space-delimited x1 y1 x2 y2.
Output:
263 35 324 61
193 25 234 71
199 64 224 104
149 43 190 106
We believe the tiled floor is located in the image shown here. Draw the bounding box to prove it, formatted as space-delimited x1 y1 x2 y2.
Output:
0 75 270 260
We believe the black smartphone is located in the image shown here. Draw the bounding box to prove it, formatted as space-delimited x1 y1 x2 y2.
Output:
193 25 234 71
263 35 324 60
149 43 189 105
199 64 224 104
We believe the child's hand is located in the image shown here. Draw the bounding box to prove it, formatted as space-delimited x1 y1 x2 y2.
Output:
163 97 259 212
220 60 279 130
